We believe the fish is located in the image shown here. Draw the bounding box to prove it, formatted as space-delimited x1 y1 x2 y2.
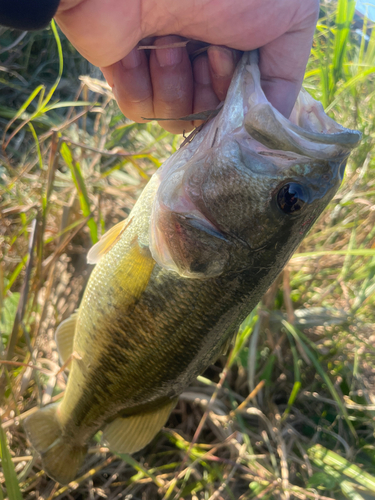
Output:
24 51 361 485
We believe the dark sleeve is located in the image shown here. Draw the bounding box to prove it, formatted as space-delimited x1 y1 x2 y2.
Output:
0 0 61 31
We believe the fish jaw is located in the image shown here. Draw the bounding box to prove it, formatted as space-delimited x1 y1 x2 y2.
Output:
149 51 361 278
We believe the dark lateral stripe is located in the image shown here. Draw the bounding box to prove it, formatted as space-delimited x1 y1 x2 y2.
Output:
0 0 61 31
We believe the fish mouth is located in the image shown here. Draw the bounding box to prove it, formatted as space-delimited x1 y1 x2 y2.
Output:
212 51 361 162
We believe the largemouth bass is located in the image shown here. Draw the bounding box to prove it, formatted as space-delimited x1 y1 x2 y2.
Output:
24 52 361 484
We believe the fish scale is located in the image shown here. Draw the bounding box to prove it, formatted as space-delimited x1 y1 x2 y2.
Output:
24 51 361 485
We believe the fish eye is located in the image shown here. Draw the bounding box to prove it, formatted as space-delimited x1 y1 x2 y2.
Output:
277 183 309 214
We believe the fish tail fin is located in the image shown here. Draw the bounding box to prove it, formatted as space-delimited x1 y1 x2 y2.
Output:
24 403 87 485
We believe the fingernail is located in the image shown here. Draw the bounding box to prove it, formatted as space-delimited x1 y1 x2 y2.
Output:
156 46 182 67
208 46 235 78
122 48 142 70
194 57 211 85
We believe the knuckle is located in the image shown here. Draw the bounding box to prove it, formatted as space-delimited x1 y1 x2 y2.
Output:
302 0 320 23
292 0 320 28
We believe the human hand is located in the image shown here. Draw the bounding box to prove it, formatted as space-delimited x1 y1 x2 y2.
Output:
55 0 319 134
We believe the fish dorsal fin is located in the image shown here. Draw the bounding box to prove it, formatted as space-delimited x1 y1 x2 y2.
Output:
103 399 177 454
87 219 130 265
55 312 78 364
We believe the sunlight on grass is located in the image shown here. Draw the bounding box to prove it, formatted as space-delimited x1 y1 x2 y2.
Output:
0 0 374 498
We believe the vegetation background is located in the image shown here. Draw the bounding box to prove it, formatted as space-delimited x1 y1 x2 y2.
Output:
1 0 375 498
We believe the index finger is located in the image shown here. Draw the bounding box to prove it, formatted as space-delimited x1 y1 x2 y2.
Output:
149 0 319 118
259 10 318 118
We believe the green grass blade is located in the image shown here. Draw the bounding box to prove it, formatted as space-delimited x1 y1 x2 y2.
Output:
304 68 321 78
28 122 43 170
3 20 63 146
6 85 45 124
282 330 302 419
3 256 28 295
0 104 59 126
259 354 276 385
0 417 23 500
341 481 366 500
285 381 301 411
116 453 164 488
43 101 94 112
364 24 375 67
358 11 368 66
351 257 375 313
44 217 91 244
40 20 63 108
60 142 98 244
313 33 330 108
332 0 356 89
282 321 357 438
3 85 45 145
293 249 375 258
229 308 258 367
307 457 366 500
308 444 375 493
325 67 375 113
339 227 357 280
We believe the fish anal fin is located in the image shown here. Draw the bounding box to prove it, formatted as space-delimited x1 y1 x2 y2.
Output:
55 312 78 365
24 403 87 485
87 218 130 265
103 399 177 454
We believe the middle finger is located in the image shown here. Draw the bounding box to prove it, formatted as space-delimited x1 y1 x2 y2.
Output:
150 35 194 134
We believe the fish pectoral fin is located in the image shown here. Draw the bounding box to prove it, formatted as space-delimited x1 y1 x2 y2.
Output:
55 312 79 365
87 218 130 264
103 398 178 454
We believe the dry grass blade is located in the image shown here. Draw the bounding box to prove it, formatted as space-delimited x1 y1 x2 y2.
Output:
207 444 245 500
0 360 53 376
1 392 65 430
115 453 164 488
229 380 266 418
138 41 191 50
1 2 374 498
4 217 39 362
142 109 220 122
49 456 117 499
162 363 231 500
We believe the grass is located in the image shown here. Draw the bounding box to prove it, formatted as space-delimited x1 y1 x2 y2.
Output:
1 0 375 498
